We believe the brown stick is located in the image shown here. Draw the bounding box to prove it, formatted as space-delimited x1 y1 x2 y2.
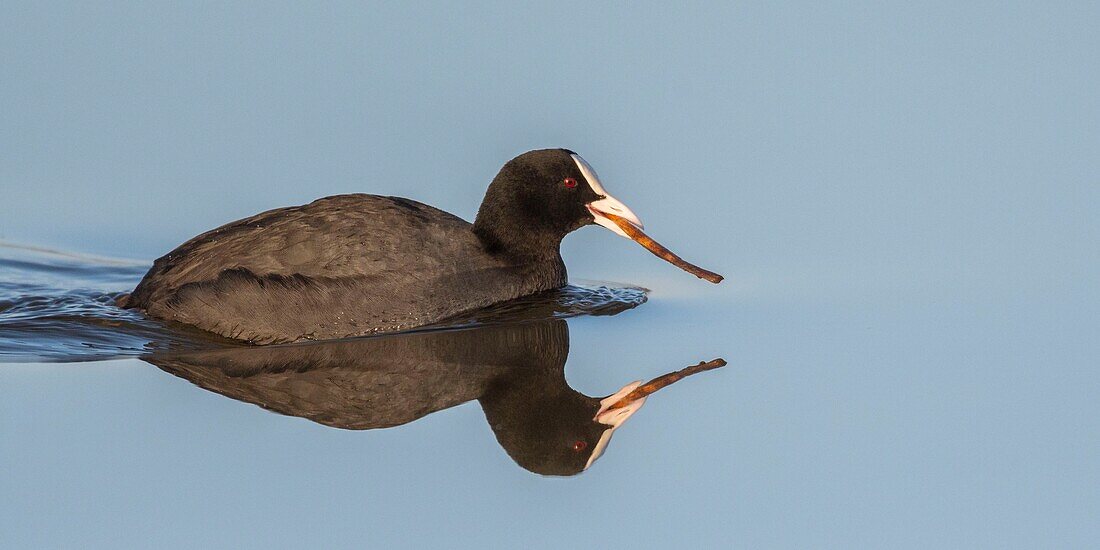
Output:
603 358 727 411
601 212 724 284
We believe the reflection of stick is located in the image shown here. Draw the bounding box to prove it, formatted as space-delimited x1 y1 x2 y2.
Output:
602 212 724 284
604 358 727 411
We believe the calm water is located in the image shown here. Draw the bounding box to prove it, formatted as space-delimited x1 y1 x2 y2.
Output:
3 2 1099 548
3 236 1096 548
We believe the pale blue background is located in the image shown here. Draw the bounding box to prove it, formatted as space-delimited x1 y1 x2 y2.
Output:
2 2 1098 548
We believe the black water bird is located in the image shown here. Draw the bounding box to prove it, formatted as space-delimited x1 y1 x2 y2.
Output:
120 149 721 344
144 320 725 476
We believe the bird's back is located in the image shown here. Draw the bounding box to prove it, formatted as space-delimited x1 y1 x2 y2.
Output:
124 194 566 343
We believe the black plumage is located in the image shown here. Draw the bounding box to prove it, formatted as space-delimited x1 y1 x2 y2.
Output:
122 149 607 344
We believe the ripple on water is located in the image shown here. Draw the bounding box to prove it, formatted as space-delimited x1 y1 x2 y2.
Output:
0 243 647 362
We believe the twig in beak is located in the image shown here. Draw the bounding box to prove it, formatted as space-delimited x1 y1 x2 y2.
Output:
600 212 724 284
603 358 727 412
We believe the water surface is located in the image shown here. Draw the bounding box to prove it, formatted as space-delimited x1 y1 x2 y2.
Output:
6 234 1091 549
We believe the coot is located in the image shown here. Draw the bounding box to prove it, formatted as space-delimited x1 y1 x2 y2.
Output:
121 149 721 343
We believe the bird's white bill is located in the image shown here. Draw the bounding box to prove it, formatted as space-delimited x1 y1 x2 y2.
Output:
584 381 649 470
595 380 643 423
587 197 643 239
571 154 644 239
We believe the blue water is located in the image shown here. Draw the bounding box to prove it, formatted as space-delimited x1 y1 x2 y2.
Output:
3 2 1099 548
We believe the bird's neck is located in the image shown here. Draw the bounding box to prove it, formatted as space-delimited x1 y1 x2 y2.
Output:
472 213 565 261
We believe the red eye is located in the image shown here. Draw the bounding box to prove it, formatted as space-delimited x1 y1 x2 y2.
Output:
563 177 578 189
572 440 587 452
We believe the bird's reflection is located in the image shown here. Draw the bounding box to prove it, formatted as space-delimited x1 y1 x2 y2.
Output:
143 319 724 476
